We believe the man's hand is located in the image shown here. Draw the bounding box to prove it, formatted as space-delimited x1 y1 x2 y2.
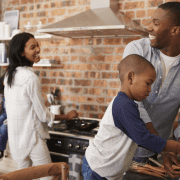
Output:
66 110 78 120
162 152 180 178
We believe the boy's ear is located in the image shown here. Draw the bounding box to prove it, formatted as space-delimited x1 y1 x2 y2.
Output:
128 71 134 85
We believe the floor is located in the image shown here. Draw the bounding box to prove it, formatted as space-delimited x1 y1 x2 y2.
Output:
0 153 18 174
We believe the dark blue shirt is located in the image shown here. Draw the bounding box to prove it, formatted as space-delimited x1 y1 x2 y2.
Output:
112 91 167 154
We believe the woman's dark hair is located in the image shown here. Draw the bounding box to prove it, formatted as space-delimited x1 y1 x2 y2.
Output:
159 2 180 26
7 32 34 87
0 74 5 93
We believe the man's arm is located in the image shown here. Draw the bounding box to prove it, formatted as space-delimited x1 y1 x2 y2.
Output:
146 122 159 136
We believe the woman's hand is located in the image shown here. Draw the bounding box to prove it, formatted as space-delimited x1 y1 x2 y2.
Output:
66 110 78 120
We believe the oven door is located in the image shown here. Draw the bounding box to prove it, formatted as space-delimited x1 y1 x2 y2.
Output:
49 151 69 163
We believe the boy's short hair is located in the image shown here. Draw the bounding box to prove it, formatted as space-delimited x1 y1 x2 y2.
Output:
118 54 155 83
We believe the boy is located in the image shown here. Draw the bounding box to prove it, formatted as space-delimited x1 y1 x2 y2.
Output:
82 54 180 180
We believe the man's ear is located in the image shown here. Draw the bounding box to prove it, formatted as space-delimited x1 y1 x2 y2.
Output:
128 71 134 85
172 26 180 35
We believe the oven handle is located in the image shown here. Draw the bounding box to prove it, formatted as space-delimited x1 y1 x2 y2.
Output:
49 151 69 158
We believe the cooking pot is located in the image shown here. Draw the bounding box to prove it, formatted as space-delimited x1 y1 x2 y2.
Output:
65 118 99 131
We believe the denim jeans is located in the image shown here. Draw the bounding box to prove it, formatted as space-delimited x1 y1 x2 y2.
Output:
82 156 106 180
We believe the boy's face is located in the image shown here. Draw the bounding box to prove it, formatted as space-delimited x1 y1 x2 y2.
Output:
129 67 156 101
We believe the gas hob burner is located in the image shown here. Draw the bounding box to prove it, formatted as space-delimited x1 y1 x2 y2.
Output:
50 117 100 137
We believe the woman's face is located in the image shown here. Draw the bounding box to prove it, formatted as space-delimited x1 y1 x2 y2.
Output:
21 38 40 63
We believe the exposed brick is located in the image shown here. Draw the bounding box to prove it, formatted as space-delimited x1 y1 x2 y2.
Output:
78 0 91 5
66 71 82 78
74 79 91 86
78 96 86 103
84 72 100 79
74 64 86 70
93 80 107 87
109 81 120 88
90 63 111 71
57 79 73 86
78 48 91 54
142 18 151 27
42 78 56 84
147 0 163 7
106 97 113 104
147 9 156 17
84 88 101 95
123 37 141 45
88 55 105 62
105 55 114 62
103 38 122 45
124 1 145 10
79 55 87 62
92 47 114 54
61 95 69 101
136 10 146 18
81 105 98 111
102 72 119 79
87 97 95 103
50 8 66 16
41 85 49 93
99 105 108 113
108 89 119 96
126 11 135 19
7 0 19 6
96 97 105 104
71 55 78 61
69 95 77 102
115 47 125 54
48 17 55 23
68 87 82 94
50 71 60 77
72 39 83 46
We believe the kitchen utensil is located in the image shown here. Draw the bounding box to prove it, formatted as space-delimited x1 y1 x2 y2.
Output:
65 118 99 131
49 105 61 115
47 94 53 105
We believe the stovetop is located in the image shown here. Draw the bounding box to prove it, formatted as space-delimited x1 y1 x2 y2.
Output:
48 117 100 140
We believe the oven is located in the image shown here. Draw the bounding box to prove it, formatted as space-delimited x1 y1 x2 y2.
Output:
47 117 100 164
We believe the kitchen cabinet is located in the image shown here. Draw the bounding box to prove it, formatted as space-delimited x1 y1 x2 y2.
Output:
0 34 62 67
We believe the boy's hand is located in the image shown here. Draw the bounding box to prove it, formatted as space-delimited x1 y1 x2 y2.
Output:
162 152 180 178
66 110 78 120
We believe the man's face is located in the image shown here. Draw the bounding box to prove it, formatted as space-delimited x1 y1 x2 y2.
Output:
147 8 174 50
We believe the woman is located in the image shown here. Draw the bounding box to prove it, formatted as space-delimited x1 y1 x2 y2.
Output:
4 32 78 179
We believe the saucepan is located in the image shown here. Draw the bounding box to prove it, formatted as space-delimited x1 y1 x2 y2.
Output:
65 118 99 131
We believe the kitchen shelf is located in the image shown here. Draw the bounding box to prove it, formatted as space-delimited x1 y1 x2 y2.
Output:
0 63 62 67
0 34 52 41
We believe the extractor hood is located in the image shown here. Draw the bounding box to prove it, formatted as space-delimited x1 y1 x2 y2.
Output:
37 0 148 38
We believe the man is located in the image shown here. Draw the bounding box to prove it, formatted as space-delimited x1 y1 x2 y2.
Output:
122 1 180 179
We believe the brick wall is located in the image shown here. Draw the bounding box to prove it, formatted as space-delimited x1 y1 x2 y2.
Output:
0 0 178 118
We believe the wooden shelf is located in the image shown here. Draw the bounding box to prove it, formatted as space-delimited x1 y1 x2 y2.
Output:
0 63 62 67
0 34 52 41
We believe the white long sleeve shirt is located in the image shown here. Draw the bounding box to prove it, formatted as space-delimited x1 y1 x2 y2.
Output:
4 66 55 161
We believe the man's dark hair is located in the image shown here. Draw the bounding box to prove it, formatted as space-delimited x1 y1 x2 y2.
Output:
159 2 180 26
118 54 155 84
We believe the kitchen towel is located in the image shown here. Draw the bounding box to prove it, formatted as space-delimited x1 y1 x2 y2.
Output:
69 154 84 180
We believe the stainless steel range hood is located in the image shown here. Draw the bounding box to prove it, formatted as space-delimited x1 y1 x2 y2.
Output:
37 0 148 38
